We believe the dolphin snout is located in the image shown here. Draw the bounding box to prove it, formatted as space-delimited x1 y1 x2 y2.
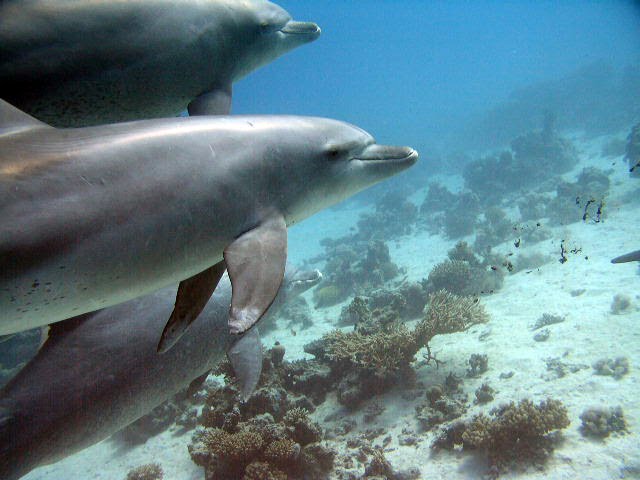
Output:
354 145 418 166
281 21 321 38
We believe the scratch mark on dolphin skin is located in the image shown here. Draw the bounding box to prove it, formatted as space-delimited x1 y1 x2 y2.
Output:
209 144 216 158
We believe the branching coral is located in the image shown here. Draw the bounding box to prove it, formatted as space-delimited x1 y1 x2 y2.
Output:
460 399 570 474
580 406 628 438
427 259 473 294
414 290 488 345
126 463 163 480
319 289 489 407
323 324 419 377
201 428 264 464
192 415 331 479
283 407 322 445
426 242 504 296
242 462 287 480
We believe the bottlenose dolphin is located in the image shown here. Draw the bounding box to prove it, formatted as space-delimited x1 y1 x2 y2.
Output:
611 250 640 263
0 265 321 480
0 101 418 351
0 0 320 125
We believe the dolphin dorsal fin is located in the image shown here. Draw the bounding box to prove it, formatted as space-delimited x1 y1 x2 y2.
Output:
0 99 50 135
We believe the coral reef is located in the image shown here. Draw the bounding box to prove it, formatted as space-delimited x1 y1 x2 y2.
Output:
357 190 418 241
125 464 163 480
517 193 550 222
338 282 428 328
322 324 419 380
420 182 457 216
361 447 420 480
546 168 610 226
415 290 489 345
580 407 628 438
314 239 400 308
511 251 553 273
611 294 632 314
473 207 516 252
592 357 629 379
441 191 481 239
533 329 550 342
316 290 488 407
543 357 588 380
190 404 333 480
466 353 489 378
474 383 495 404
433 399 570 476
601 136 627 158
425 242 504 296
338 296 371 326
531 313 565 330
626 122 640 177
463 121 577 208
510 114 577 174
272 295 314 334
415 383 468 431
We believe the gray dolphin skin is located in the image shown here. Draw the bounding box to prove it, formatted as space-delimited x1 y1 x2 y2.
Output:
611 249 640 263
0 0 320 125
0 101 418 350
0 265 322 480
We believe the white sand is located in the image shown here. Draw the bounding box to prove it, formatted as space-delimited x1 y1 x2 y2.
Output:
23 132 639 479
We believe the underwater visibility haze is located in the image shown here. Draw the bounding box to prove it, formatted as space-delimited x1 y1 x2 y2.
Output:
0 0 639 479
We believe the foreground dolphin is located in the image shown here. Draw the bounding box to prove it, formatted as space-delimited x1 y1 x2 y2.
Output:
611 250 640 263
0 0 320 125
0 101 418 351
0 265 321 480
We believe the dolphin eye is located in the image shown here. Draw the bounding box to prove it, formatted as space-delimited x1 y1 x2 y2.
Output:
326 146 345 160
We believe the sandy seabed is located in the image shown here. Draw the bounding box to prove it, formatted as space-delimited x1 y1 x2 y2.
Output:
25 131 640 480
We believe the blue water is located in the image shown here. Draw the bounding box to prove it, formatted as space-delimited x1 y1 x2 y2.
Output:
235 0 640 153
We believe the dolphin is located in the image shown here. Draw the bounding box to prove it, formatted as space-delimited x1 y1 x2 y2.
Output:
611 250 640 263
0 100 418 351
0 265 321 480
0 0 320 125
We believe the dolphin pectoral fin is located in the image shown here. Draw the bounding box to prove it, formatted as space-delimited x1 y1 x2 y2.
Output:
611 249 640 263
227 328 263 400
157 260 226 353
0 99 50 134
224 215 287 335
187 84 232 115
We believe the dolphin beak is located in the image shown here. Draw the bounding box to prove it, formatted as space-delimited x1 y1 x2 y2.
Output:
290 269 323 294
354 145 419 167
281 21 321 39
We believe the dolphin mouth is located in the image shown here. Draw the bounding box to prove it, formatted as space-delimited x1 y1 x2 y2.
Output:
353 145 419 166
280 21 321 36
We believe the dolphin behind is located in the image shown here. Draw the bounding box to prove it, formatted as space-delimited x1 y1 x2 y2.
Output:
0 266 321 480
0 101 418 350
0 0 321 124
611 249 640 263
